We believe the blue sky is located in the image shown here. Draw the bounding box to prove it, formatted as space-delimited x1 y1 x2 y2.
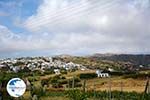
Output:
0 0 41 33
0 0 150 58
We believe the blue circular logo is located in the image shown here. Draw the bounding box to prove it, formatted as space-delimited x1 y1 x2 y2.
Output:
6 78 26 97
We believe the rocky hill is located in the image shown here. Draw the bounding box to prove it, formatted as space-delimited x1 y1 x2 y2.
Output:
90 53 150 67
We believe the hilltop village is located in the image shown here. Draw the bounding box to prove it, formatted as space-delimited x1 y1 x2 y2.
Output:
0 55 149 76
0 57 89 74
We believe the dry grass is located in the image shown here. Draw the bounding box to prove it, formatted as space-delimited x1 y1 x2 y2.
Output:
64 70 95 78
40 97 69 100
25 70 148 99
64 70 147 93
40 70 148 93
22 91 31 100
85 77 147 93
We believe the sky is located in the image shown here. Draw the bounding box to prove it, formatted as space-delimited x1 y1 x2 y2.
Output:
0 0 150 58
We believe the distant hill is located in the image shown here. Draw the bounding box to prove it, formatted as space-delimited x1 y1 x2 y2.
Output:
90 53 150 67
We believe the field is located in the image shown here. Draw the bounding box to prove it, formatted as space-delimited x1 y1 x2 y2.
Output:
26 70 146 93
86 77 146 92
22 70 149 100
0 70 150 100
39 70 147 92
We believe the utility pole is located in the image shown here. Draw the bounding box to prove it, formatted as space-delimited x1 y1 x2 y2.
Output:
142 77 149 100
83 80 86 92
72 76 75 89
93 81 96 100
120 81 124 100
68 79 70 89
121 81 123 92
144 77 149 94
108 76 111 100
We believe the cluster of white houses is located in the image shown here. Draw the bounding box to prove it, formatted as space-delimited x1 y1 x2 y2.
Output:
0 57 88 74
0 57 116 78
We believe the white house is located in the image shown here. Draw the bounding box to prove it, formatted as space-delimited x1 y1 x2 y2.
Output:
12 66 20 73
54 69 60 75
81 68 86 71
80 66 87 71
96 70 109 78
0 65 5 69
108 68 114 72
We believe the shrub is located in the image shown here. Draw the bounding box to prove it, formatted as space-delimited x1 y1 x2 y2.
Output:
30 86 46 98
67 77 82 88
66 89 88 100
79 73 97 79
86 90 149 100
109 71 123 76
50 75 67 88
28 77 39 82
59 79 68 84
123 73 150 79
41 78 51 86
61 76 66 79
43 70 54 75
32 70 42 76
61 69 67 74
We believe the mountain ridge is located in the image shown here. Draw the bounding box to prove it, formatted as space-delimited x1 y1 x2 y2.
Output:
89 53 150 66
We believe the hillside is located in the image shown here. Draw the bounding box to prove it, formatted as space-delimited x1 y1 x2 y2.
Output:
90 54 150 67
57 53 150 70
59 56 132 71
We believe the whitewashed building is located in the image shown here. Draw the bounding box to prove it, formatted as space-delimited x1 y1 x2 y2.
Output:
96 70 109 78
54 69 60 75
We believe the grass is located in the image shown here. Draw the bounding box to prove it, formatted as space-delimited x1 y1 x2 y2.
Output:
64 70 147 93
19 70 148 100
22 91 31 100
85 77 147 92
29 70 147 93
1 70 149 100
40 97 69 100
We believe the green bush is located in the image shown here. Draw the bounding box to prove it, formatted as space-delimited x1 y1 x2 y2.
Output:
30 86 46 98
59 79 68 84
61 69 67 74
67 77 82 88
66 89 88 100
32 70 42 76
109 71 123 76
41 78 50 86
28 77 39 82
43 70 54 75
61 76 66 79
123 73 150 79
50 75 67 88
79 73 97 79
86 90 150 100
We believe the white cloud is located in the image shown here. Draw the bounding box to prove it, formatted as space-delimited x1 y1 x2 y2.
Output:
0 0 150 57
22 0 150 54
24 0 121 33
23 0 150 35
0 25 50 52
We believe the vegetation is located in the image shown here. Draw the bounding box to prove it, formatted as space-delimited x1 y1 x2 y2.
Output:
41 75 82 88
91 54 150 67
66 89 88 100
123 72 150 79
35 90 150 100
67 77 82 88
0 68 150 100
63 56 128 70
79 73 97 79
